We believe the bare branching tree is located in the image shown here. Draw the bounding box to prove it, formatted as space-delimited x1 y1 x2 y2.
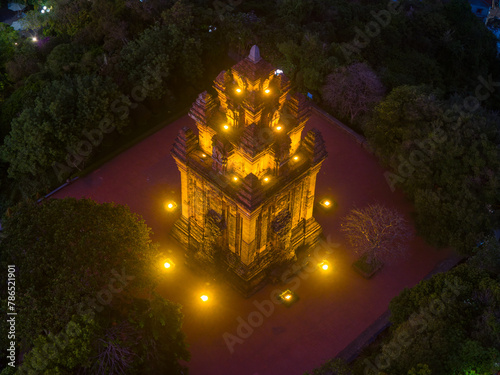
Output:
341 204 412 265
321 62 385 123
90 321 139 375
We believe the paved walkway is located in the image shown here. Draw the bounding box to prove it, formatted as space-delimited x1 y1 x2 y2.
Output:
53 112 451 375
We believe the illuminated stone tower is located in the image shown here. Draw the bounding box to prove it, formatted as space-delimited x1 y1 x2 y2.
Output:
171 45 327 296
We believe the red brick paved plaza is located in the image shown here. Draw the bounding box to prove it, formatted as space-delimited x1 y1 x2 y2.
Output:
53 112 451 375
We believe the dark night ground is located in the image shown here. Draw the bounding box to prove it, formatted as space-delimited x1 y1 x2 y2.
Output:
53 112 451 375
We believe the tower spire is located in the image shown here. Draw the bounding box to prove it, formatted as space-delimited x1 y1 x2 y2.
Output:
248 45 262 63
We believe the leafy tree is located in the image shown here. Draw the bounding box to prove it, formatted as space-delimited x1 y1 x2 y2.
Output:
276 33 338 96
10 295 189 374
0 73 46 139
467 238 500 279
79 0 133 52
44 43 86 77
124 0 177 24
238 0 276 18
40 0 138 52
365 85 441 162
43 0 93 38
0 162 16 216
0 24 19 68
160 0 204 87
321 62 384 125
0 198 160 350
0 74 129 195
389 263 483 327
341 204 411 265
19 8 52 33
303 358 352 375
125 294 190 375
5 42 41 85
449 340 500 375
366 86 500 253
379 49 444 90
439 0 498 90
0 366 15 375
408 364 432 375
18 313 99 374
368 263 500 374
275 0 314 25
361 0 497 93
119 0 204 98
218 11 262 58
118 23 172 99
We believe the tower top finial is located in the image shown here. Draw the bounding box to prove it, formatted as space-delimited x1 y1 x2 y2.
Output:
248 45 261 63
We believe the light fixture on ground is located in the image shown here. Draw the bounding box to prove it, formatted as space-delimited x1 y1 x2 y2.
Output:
278 289 298 307
232 176 239 182
263 177 270 183
319 198 334 209
165 201 177 211
319 260 330 271
223 124 229 130
163 259 175 269
265 89 270 94
275 125 282 131
200 294 209 302
201 153 207 158
236 88 242 93
293 155 299 161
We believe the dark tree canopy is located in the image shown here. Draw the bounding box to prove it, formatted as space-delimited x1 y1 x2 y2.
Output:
366 86 500 253
380 254 500 374
0 74 129 195
0 198 189 374
0 198 159 344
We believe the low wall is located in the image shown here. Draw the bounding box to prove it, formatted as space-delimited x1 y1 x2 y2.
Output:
311 105 374 154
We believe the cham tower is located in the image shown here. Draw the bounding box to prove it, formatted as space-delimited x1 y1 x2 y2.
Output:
171 45 327 296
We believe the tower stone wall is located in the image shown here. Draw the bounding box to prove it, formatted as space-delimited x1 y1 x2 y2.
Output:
171 46 327 296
